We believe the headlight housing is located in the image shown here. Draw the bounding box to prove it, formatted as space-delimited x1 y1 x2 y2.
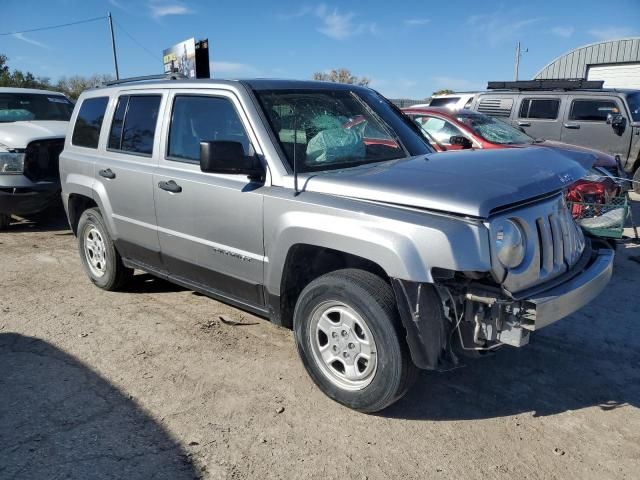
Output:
0 151 25 174
495 219 526 269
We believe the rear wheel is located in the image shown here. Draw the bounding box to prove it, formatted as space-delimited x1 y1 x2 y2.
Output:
77 208 132 291
633 166 640 195
294 269 418 413
0 213 10 230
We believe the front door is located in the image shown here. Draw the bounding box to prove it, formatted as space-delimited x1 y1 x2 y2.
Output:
153 91 266 308
561 96 633 158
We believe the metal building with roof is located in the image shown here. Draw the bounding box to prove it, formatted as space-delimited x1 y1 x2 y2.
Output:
534 37 640 88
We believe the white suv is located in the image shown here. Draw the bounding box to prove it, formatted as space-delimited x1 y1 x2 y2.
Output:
0 87 74 229
413 92 479 110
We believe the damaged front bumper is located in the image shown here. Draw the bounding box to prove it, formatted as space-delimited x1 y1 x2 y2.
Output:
393 241 614 370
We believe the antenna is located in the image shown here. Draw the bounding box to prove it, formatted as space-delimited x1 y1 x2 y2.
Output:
292 111 299 196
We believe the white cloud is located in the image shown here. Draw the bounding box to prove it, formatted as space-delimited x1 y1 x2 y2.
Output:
588 26 636 41
404 18 430 27
278 4 376 40
149 2 193 18
551 26 574 38
210 61 260 78
12 33 49 49
466 12 542 47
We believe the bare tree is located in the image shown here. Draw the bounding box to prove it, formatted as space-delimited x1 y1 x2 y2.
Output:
432 89 455 96
312 68 370 86
56 74 114 100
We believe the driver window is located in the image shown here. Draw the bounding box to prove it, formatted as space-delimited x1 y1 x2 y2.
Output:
413 116 463 145
167 95 251 163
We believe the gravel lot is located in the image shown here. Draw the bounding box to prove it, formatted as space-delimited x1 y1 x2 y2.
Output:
1 199 639 480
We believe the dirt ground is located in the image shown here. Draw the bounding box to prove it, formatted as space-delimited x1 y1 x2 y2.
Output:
1 199 639 480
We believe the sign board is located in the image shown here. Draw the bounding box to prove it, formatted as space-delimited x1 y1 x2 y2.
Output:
163 38 210 79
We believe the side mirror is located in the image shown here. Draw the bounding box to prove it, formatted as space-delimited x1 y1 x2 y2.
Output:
200 141 263 178
449 135 473 149
607 113 626 133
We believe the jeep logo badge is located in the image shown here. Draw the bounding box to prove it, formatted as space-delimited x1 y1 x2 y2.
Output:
558 173 574 184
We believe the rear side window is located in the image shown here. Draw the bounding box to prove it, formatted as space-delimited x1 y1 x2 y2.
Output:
71 97 109 148
519 98 560 119
167 95 251 163
476 97 514 118
569 100 619 122
429 97 460 107
108 95 161 155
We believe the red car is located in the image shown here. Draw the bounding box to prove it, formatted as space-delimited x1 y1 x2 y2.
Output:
402 107 621 208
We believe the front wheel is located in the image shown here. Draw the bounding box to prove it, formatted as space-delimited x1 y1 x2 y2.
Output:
633 166 640 195
294 269 417 413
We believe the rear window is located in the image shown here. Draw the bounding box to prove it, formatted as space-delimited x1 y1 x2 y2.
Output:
519 98 560 119
429 97 460 107
71 97 109 149
569 99 619 122
107 95 161 155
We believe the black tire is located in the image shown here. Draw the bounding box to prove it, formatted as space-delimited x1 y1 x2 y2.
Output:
293 269 418 413
77 208 132 291
0 213 10 230
633 166 640 195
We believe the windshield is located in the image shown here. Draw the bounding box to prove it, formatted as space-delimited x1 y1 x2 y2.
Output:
253 88 432 172
0 93 74 123
455 112 534 145
627 92 640 122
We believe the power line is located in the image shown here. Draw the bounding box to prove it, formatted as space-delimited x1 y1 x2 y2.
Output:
112 19 159 63
0 16 107 36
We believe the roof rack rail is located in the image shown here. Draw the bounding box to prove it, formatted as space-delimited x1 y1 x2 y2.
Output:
487 79 604 91
102 72 189 87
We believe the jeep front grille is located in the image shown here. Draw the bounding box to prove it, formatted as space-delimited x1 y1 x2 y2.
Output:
490 194 585 293
24 139 64 182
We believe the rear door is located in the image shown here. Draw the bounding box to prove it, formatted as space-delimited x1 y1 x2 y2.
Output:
92 91 165 269
515 96 563 140
153 89 266 308
561 95 633 158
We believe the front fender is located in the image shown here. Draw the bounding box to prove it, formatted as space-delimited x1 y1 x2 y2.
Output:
263 193 492 295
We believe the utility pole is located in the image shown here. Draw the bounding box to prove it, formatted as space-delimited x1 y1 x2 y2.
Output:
514 41 528 81
108 12 120 80
514 42 521 81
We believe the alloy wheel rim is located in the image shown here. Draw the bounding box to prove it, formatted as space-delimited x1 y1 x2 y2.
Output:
308 300 377 391
83 226 107 278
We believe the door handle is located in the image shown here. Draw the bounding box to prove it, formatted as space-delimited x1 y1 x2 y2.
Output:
563 123 581 129
158 180 182 193
517 121 531 127
98 168 116 179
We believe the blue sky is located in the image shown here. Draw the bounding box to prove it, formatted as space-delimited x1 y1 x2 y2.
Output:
2 0 639 99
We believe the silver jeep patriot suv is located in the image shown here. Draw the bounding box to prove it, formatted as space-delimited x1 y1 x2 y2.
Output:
60 78 614 412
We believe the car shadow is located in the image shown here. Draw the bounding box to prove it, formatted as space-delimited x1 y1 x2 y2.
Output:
6 205 70 233
126 273 188 294
0 333 200 479
382 331 639 421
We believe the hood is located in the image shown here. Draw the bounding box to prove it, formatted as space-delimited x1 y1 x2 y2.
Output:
0 121 68 149
303 146 593 218
538 140 617 168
